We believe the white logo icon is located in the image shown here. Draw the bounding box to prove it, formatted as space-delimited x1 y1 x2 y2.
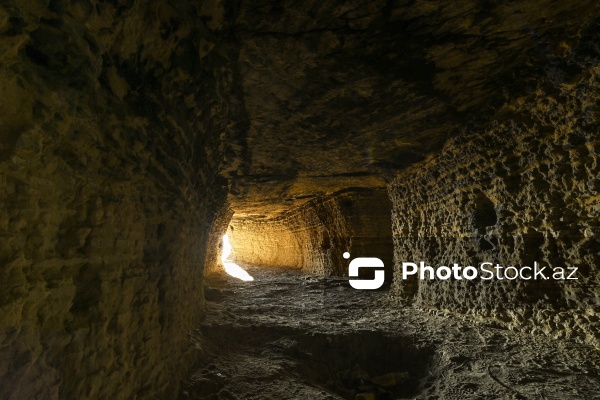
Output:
347 255 385 290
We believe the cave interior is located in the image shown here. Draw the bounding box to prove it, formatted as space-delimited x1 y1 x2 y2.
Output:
0 0 599 399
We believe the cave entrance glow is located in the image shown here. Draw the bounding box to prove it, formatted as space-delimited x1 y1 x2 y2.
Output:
221 234 254 281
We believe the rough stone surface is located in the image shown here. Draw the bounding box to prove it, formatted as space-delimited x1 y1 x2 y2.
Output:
0 1 241 399
228 189 393 276
181 266 600 399
388 25 600 346
228 0 600 217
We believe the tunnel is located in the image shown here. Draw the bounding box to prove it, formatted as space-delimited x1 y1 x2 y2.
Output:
0 0 599 399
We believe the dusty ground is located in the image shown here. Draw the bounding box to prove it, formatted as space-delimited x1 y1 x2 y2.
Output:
179 265 600 400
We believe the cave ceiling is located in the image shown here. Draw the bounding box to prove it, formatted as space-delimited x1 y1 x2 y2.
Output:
222 0 600 218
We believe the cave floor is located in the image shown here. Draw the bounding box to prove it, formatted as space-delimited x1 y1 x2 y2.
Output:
179 265 600 400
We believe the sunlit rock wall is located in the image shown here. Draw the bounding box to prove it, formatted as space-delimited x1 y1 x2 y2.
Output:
0 1 242 399
229 189 393 277
228 217 302 269
388 26 600 346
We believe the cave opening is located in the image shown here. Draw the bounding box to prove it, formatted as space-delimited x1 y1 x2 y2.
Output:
220 233 254 282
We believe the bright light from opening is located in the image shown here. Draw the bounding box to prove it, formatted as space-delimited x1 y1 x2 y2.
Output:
221 234 254 281
223 262 254 282
221 234 232 262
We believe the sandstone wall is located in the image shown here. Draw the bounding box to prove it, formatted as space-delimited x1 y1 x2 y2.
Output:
229 189 393 277
388 26 600 346
0 1 242 399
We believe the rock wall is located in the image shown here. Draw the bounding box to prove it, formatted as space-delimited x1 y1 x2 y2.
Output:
388 25 600 346
229 189 393 277
0 1 243 399
228 0 600 215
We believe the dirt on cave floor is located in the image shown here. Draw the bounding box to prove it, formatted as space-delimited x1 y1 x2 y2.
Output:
179 265 600 400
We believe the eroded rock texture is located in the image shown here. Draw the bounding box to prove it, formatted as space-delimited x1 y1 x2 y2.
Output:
223 0 600 349
228 189 393 276
228 0 600 217
0 1 241 399
389 25 600 346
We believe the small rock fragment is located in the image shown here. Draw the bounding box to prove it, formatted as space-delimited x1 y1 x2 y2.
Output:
370 372 409 388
